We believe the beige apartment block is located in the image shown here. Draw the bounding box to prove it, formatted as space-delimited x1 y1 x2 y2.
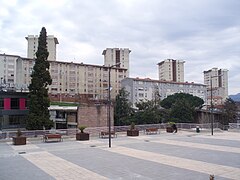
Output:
15 57 128 102
0 54 20 90
158 59 185 82
26 35 59 61
102 48 131 77
203 68 228 106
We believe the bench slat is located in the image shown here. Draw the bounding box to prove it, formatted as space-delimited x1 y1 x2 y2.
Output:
145 128 159 135
43 134 63 142
99 131 117 138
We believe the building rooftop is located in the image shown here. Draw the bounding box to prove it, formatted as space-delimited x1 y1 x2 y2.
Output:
126 77 206 86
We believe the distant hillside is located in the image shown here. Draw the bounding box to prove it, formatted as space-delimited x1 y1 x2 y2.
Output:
229 93 240 102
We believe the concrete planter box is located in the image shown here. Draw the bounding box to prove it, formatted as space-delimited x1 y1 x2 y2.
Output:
127 130 139 136
12 136 27 145
166 127 174 133
76 133 89 141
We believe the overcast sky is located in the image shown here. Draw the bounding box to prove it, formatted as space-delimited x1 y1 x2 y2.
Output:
0 0 239 94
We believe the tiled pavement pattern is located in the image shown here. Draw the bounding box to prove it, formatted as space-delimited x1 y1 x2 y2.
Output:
0 131 240 180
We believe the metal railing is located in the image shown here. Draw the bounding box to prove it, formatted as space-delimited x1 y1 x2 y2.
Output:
0 122 238 140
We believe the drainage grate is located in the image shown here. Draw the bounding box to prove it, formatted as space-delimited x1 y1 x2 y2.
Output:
18 152 26 154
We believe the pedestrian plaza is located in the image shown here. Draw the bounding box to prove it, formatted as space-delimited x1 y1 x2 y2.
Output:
0 130 240 179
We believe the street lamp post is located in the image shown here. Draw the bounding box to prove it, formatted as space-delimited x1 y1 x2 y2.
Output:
108 63 120 148
210 77 214 136
210 74 222 136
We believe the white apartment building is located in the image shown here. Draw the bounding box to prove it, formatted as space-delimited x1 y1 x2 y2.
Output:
121 77 207 107
203 68 228 106
14 57 128 101
158 59 185 82
0 54 20 91
25 35 59 61
102 48 131 76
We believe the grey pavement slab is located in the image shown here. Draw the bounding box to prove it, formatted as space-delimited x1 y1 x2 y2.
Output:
0 131 239 180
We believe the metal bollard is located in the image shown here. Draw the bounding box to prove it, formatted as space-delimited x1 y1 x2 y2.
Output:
209 174 214 180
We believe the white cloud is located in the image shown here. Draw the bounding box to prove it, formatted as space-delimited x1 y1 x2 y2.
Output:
0 0 239 94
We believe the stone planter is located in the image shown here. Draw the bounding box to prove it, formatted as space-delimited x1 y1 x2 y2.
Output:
127 130 139 136
76 133 89 141
166 127 174 133
12 136 26 145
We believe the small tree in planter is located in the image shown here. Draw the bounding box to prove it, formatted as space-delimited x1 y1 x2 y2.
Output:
76 126 89 141
12 129 27 145
166 122 176 133
127 122 139 136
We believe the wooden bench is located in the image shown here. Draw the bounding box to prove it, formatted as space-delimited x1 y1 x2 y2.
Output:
99 131 117 138
145 128 159 135
43 134 63 142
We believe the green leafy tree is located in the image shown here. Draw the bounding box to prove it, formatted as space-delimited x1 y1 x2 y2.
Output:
136 100 155 111
114 88 133 126
221 98 238 125
161 93 204 123
26 27 53 130
135 99 163 124
161 93 204 109
170 99 194 123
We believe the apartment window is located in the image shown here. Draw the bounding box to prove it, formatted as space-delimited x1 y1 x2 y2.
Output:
69 71 75 75
139 93 144 97
8 79 14 83
51 88 57 91
11 98 19 109
88 73 93 77
25 99 29 109
0 98 3 109
9 116 21 126
8 65 14 69
56 111 65 118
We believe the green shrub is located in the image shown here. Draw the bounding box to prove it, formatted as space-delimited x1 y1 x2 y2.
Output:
78 126 87 133
167 122 175 126
130 122 135 130
16 129 22 137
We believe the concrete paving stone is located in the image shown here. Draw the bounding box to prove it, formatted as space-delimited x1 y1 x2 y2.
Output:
121 139 240 168
171 135 240 148
0 131 240 180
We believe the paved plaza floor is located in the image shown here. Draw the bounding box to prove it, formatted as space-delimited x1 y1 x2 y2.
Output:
0 130 240 180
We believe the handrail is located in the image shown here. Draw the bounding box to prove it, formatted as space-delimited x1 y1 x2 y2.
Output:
0 122 239 140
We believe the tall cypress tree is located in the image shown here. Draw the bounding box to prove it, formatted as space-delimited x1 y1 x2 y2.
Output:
26 27 53 130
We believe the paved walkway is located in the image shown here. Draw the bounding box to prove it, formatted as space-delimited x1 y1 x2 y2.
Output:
0 131 240 179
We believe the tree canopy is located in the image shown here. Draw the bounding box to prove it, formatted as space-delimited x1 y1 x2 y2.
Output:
114 88 133 126
26 27 53 130
221 98 238 125
169 99 195 123
160 93 204 123
134 99 163 124
160 93 204 109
